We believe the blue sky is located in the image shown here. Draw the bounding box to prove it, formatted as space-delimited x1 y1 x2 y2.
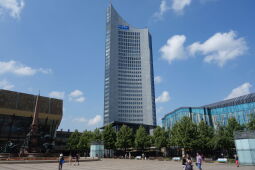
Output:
0 0 254 131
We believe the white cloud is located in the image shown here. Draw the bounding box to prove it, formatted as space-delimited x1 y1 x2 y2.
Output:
160 35 187 63
156 91 171 103
72 117 87 123
0 0 25 18
69 89 86 103
72 115 102 126
0 79 14 90
225 82 252 100
172 0 192 13
0 60 52 76
154 0 170 19
74 96 85 103
188 31 247 67
88 115 102 126
154 76 162 84
69 90 83 98
49 91 65 99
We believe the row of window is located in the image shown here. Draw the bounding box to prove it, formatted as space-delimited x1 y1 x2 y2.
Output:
118 109 143 113
119 118 143 122
118 53 140 57
118 101 143 105
118 89 142 93
118 97 143 101
118 85 142 89
118 67 142 70
118 82 142 85
118 106 143 109
118 42 140 47
118 74 142 78
119 93 142 97
119 60 141 65
119 46 140 50
118 31 140 36
118 78 141 81
118 35 140 39
118 49 140 54
119 57 141 61
118 114 143 117
118 70 141 74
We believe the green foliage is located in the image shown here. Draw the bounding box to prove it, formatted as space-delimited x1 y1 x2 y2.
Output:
153 126 167 149
135 126 150 151
225 118 243 136
196 120 214 151
210 126 232 154
116 125 133 151
170 117 198 150
77 130 93 151
92 128 102 142
67 129 81 150
247 114 255 130
103 124 116 149
210 118 242 156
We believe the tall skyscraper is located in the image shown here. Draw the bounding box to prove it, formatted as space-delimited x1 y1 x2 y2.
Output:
103 4 156 128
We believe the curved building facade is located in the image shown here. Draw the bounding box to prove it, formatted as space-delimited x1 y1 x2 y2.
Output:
104 4 156 127
162 93 255 129
0 89 63 151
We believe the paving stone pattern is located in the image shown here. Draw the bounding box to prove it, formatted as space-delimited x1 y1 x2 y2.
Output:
0 159 254 170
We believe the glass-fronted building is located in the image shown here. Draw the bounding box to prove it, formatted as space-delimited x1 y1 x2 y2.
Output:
0 89 63 152
103 4 156 127
162 93 255 129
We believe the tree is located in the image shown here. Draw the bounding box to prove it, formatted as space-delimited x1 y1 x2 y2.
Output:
196 120 214 152
92 128 102 142
226 117 242 136
116 125 133 152
103 124 116 150
210 126 232 156
153 126 167 149
135 126 150 152
247 114 255 130
211 118 243 157
170 117 198 151
77 130 93 156
67 130 81 151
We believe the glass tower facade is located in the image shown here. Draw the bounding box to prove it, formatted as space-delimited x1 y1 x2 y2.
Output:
162 93 255 129
104 4 156 126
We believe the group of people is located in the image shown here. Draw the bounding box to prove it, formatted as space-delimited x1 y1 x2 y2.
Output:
58 153 80 170
182 153 203 170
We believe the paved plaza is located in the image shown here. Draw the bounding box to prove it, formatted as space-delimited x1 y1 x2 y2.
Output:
0 159 254 170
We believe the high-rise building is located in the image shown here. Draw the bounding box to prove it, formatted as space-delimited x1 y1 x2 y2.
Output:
103 4 156 128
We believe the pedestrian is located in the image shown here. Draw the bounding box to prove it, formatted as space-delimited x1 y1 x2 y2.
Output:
59 154 64 170
73 153 79 166
68 154 72 166
196 153 202 170
182 154 187 170
74 153 79 166
185 157 193 170
234 154 239 167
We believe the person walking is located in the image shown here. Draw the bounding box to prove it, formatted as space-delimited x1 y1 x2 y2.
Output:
185 157 193 170
234 154 239 167
74 153 80 166
196 153 202 170
68 154 72 166
58 154 64 170
182 155 187 170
